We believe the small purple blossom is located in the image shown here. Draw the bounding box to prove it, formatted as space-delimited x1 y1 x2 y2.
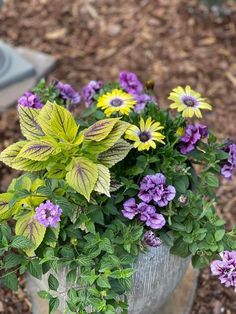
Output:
180 123 208 155
18 92 43 109
134 94 154 113
144 231 162 247
35 200 62 228
138 173 176 207
55 81 81 104
82 80 103 107
122 198 139 220
119 71 143 95
211 251 236 291
221 143 236 179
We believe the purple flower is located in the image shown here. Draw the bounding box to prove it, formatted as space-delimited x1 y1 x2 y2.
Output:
35 200 62 228
122 198 139 220
82 80 103 107
119 71 143 95
221 143 236 179
144 231 162 247
18 92 43 109
55 81 80 104
138 173 176 207
133 94 154 113
180 123 208 155
138 202 166 229
211 251 236 291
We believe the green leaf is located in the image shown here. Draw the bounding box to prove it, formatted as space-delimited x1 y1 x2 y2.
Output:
2 272 18 291
11 235 34 249
15 211 46 256
18 139 60 161
28 259 43 279
94 164 110 197
49 297 60 314
0 193 16 221
48 274 59 291
66 157 98 201
110 268 135 279
51 103 78 142
215 229 225 242
84 118 119 141
205 173 219 188
100 238 113 254
44 226 60 248
38 290 52 299
97 275 111 289
4 253 24 269
98 139 132 168
66 269 77 285
18 106 45 140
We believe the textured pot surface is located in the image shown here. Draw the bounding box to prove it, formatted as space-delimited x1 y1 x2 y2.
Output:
28 245 189 314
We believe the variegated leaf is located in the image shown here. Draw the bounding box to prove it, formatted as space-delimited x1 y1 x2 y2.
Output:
37 101 54 137
98 139 132 168
0 141 26 167
84 118 119 142
0 193 15 221
15 211 46 256
18 106 45 140
94 164 110 196
66 157 98 201
18 140 60 161
83 120 130 155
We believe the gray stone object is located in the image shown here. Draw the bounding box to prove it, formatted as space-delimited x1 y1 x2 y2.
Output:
0 42 56 111
0 41 36 89
27 244 192 314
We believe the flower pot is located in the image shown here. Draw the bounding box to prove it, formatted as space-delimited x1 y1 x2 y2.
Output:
27 244 189 314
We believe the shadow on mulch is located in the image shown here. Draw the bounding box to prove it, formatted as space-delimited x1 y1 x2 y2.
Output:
0 0 236 313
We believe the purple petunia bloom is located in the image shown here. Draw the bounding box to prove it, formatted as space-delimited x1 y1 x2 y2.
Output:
122 198 139 220
138 202 166 229
35 200 62 228
211 251 236 291
82 80 103 107
55 81 81 104
144 231 162 247
133 94 154 113
138 173 176 207
18 92 43 109
119 71 143 95
221 143 236 179
180 123 208 155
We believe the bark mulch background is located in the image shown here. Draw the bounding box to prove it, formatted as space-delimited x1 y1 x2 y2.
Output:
0 0 236 313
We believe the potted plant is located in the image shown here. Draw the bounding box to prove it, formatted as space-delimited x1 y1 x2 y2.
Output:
0 72 235 314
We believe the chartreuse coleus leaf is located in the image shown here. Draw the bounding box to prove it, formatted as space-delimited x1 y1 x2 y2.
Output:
15 211 46 256
0 141 48 171
98 139 132 168
94 164 110 197
17 139 61 161
18 106 45 140
83 120 130 155
66 157 98 201
38 102 79 143
0 193 16 221
84 118 119 142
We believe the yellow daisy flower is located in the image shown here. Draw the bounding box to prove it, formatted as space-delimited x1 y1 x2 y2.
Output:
97 89 136 117
168 86 212 118
125 117 165 151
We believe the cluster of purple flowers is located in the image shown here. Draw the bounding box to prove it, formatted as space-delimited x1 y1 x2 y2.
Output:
122 173 176 234
221 143 236 179
18 92 43 109
82 80 103 107
211 251 236 291
138 173 176 207
35 200 62 228
119 71 154 112
179 123 208 155
143 231 162 247
55 81 81 105
122 198 166 229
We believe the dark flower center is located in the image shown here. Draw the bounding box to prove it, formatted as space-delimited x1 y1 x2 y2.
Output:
139 131 151 142
182 96 197 107
110 98 123 107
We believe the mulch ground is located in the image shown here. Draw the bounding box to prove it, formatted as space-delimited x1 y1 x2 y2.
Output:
0 0 236 313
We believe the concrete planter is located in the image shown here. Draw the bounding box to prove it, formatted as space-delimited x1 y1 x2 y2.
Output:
27 244 189 314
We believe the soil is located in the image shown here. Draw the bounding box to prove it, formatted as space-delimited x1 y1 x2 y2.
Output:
0 0 236 313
